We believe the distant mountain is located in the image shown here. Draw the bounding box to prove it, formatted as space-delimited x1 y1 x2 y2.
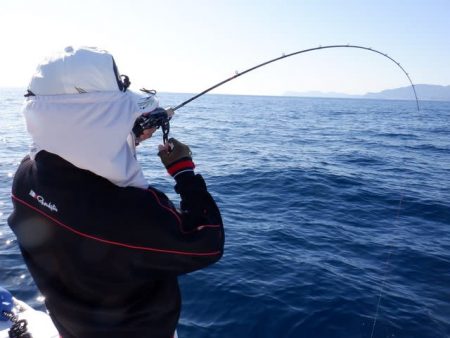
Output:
364 84 450 101
284 84 450 101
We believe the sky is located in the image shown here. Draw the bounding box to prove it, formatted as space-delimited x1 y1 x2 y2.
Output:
0 0 449 96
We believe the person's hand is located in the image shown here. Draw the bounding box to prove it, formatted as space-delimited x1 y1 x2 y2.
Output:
158 138 195 177
158 138 192 167
165 107 175 119
136 127 157 144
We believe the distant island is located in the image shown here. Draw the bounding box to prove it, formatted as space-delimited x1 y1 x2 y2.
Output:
284 84 450 102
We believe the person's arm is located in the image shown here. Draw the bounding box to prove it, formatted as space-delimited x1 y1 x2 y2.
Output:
158 138 222 232
134 138 224 275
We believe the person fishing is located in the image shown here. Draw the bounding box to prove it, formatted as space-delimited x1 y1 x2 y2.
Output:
7 46 224 338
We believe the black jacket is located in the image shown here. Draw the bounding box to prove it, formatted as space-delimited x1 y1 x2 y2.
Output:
8 151 224 338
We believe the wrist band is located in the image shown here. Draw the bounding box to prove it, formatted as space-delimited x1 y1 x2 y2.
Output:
167 159 195 177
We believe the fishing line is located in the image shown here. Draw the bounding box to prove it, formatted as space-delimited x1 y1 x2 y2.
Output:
369 192 405 338
172 44 420 112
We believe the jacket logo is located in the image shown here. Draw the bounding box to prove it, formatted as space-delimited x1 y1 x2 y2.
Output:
29 190 58 212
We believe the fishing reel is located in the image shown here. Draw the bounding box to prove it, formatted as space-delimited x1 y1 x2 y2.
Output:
132 107 171 145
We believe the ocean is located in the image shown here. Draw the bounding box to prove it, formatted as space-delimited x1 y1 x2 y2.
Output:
0 88 449 338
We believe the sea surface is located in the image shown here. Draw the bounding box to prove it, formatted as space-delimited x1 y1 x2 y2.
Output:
0 88 449 338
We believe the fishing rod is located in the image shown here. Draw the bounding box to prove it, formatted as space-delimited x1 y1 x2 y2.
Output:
134 44 420 143
172 44 420 112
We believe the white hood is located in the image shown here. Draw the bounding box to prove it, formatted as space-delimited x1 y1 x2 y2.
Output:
29 46 121 95
23 46 159 189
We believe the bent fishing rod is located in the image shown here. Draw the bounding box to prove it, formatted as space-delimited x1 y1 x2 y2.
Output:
134 44 420 143
173 44 420 112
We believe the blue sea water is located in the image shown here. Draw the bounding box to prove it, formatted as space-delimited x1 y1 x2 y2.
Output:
0 88 449 338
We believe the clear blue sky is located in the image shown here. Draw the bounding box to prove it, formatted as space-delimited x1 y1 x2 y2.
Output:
0 0 448 95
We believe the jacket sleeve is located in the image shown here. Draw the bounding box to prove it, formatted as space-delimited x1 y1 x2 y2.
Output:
135 174 224 276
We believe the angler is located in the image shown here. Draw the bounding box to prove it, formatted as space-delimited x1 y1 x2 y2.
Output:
7 46 224 338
